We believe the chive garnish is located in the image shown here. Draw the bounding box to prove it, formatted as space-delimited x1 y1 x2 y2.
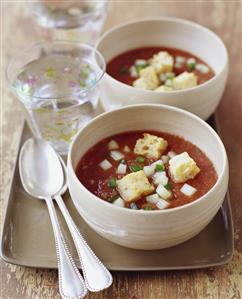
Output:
144 206 152 211
120 159 126 164
188 62 196 70
120 66 129 75
164 182 172 190
155 164 165 172
109 194 119 202
108 178 117 188
130 165 143 172
166 72 175 79
135 64 148 74
136 156 145 163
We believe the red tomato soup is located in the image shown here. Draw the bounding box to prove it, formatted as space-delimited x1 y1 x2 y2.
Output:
106 47 214 90
76 131 218 211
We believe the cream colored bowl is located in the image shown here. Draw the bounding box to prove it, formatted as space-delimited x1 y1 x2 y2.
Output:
96 17 229 120
67 104 229 250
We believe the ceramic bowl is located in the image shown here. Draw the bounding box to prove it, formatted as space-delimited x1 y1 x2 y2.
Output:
96 17 229 120
67 104 229 250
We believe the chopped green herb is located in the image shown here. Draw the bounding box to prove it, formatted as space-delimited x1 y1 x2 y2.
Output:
136 156 145 163
165 79 173 87
166 72 175 79
120 66 129 75
135 64 148 74
187 62 196 70
108 178 117 188
155 164 165 171
120 159 126 164
130 165 143 172
109 194 119 202
144 206 152 211
164 182 172 190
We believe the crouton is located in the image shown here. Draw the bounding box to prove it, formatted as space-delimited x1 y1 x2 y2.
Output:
117 170 154 202
169 152 200 183
134 133 168 159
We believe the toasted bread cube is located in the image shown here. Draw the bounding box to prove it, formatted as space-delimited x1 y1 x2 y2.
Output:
151 51 174 74
155 85 173 92
173 72 197 90
133 66 159 90
117 170 154 202
134 133 168 159
169 152 200 183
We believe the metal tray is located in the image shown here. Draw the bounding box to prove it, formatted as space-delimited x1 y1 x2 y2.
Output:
0 116 234 270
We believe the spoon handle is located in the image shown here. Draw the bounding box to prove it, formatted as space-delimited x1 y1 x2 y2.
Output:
55 195 113 292
45 197 88 299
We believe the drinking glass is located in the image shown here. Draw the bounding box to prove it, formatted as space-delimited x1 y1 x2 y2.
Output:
28 0 108 45
7 41 105 154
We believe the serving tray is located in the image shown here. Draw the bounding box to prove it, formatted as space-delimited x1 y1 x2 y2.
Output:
0 116 234 270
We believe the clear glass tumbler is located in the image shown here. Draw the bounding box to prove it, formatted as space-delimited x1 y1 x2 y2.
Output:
7 41 105 154
28 0 108 45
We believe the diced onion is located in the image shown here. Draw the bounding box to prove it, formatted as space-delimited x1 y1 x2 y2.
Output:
175 56 185 64
152 172 168 186
130 202 138 210
166 72 175 79
174 62 182 69
110 150 124 161
99 159 112 170
156 199 170 210
165 79 173 87
116 163 127 174
113 197 125 207
168 151 176 158
180 183 197 196
130 66 138 78
135 59 147 66
143 165 155 177
156 184 172 200
146 193 160 204
123 145 131 153
108 140 119 150
196 63 209 74
161 155 169 164
159 73 167 82
187 58 196 65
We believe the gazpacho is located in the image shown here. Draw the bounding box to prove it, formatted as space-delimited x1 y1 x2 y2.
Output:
76 131 218 210
106 47 214 91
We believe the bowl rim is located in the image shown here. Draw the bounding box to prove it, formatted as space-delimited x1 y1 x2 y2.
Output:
95 16 229 94
68 103 228 215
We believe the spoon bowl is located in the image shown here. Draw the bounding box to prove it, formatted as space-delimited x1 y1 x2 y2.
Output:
19 138 63 199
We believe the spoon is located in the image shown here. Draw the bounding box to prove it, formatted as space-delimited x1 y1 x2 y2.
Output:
54 154 113 292
19 138 88 299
